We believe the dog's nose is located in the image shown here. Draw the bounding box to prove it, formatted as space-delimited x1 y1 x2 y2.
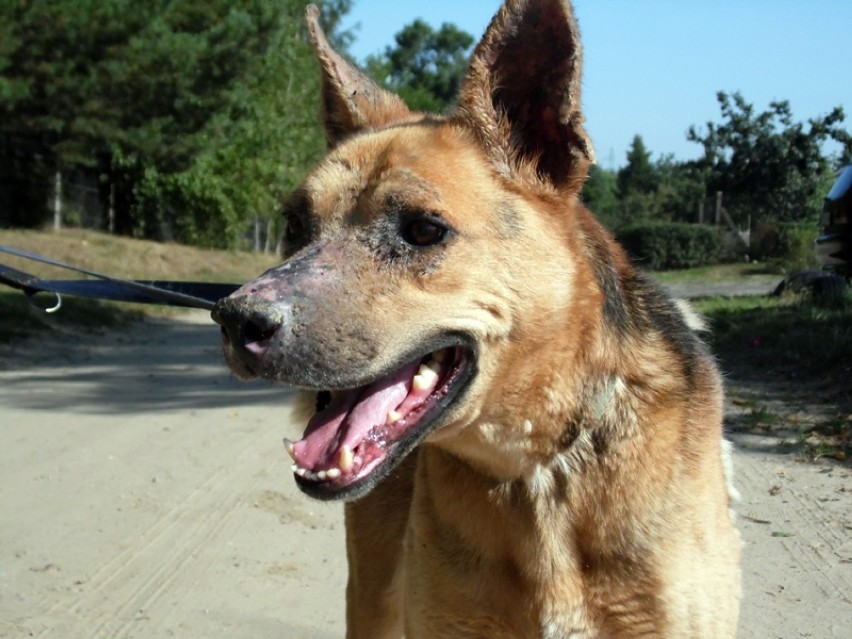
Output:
211 296 286 358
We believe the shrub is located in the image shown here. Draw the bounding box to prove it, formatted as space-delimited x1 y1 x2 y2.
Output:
617 222 721 270
750 221 817 270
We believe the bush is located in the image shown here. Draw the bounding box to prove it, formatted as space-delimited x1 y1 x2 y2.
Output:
128 165 244 249
750 221 817 270
617 222 721 270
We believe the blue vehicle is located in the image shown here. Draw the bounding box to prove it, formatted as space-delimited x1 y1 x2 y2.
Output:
815 165 852 279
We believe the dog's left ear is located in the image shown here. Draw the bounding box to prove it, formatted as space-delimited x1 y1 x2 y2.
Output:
456 0 595 193
305 5 414 148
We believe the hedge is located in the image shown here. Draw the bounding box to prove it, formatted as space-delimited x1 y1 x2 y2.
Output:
617 222 722 270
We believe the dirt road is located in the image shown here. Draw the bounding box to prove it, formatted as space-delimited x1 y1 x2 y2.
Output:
1 311 849 638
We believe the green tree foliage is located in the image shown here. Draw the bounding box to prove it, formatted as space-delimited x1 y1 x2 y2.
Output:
2 1 281 168
582 164 618 229
595 136 705 229
612 135 660 225
0 0 352 247
617 135 657 197
687 91 848 225
365 19 473 113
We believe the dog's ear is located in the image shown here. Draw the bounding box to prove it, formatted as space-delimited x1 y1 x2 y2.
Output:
456 0 595 193
305 5 413 148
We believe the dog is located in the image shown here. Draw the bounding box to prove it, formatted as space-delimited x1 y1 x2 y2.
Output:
212 1 742 636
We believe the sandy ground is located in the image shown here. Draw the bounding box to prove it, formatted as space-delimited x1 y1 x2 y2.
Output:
1 311 850 638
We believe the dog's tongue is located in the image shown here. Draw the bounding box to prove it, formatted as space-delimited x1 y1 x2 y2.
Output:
292 360 421 470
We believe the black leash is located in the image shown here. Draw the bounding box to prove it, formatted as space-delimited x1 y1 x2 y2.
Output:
0 244 240 312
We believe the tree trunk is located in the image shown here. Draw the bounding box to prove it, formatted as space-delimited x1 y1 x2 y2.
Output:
264 217 274 254
715 191 722 226
108 181 116 233
53 169 62 231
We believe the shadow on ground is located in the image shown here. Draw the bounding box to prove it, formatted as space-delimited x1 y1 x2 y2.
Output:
0 316 290 414
717 346 851 463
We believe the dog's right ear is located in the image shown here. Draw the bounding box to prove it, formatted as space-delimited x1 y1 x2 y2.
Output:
456 0 595 194
305 5 413 148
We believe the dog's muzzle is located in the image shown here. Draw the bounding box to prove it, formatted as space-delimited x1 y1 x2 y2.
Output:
212 295 288 378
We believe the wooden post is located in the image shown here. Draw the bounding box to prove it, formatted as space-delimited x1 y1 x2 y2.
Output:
698 201 705 224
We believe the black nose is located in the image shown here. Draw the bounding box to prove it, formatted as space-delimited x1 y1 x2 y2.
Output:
211 296 286 358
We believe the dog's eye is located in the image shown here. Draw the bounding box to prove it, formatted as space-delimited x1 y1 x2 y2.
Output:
401 217 448 247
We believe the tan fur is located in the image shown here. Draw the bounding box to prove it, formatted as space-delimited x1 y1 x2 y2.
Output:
220 1 742 636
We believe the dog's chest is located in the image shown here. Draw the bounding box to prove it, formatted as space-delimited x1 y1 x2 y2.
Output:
401 543 597 638
404 466 598 637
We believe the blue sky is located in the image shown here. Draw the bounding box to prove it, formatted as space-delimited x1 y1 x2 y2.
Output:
342 1 851 169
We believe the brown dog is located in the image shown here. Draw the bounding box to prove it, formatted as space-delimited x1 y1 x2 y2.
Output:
212 1 742 636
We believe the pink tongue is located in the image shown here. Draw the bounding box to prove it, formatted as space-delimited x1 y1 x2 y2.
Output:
292 360 421 470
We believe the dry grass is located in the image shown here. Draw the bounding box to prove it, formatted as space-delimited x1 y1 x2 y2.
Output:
0 228 276 283
0 228 279 342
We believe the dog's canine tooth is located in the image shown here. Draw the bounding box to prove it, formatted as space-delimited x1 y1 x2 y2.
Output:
283 438 297 461
387 409 402 424
339 445 354 471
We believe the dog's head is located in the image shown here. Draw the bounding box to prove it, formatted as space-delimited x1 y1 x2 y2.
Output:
213 0 609 500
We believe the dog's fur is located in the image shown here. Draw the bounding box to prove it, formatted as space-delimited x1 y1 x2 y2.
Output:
213 1 742 636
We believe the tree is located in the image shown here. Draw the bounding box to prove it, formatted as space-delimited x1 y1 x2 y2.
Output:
1 1 282 168
582 164 619 229
365 20 474 113
687 91 848 224
0 0 354 247
652 155 708 224
1 0 282 233
122 0 336 246
617 135 657 198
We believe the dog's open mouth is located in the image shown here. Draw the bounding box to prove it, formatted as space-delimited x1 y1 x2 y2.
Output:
284 346 472 499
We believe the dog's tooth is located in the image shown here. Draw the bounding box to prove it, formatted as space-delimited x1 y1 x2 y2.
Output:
283 438 297 461
317 470 328 481
387 409 402 424
418 363 440 379
413 365 439 391
339 445 354 471
294 466 307 477
424 360 443 375
325 468 341 480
